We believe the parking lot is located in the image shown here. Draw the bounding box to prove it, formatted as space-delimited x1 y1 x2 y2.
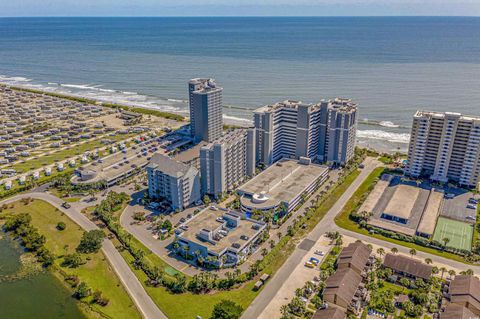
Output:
258 235 332 319
441 190 478 224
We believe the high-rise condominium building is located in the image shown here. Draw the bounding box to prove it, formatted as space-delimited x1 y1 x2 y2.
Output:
200 128 256 197
147 154 201 211
406 111 480 187
188 78 223 143
253 98 357 166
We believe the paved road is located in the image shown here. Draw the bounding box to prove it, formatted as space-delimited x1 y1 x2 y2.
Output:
241 158 380 319
120 169 341 277
2 192 166 319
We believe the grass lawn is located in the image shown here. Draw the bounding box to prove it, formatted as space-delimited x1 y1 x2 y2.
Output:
433 217 473 251
379 156 394 165
378 281 410 295
6 133 135 173
1 200 141 319
110 167 363 318
335 167 470 264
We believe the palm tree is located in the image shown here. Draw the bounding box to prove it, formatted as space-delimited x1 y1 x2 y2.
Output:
277 232 282 240
409 248 416 258
391 247 398 255
440 267 447 279
182 245 189 259
261 248 268 257
442 237 450 248
376 248 385 258
424 258 432 265
448 270 456 280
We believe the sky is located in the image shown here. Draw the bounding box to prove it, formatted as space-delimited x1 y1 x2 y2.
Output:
1 0 480 17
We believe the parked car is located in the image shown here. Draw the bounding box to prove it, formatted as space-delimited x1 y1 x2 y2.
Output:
304 261 315 268
314 250 325 256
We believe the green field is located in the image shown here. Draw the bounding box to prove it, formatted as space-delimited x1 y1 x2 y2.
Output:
1 200 141 319
433 217 473 251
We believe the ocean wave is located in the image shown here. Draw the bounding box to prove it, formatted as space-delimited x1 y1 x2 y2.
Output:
222 114 253 124
357 129 410 143
359 119 408 129
167 98 187 103
0 75 32 83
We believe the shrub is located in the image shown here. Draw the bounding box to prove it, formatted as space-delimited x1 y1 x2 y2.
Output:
76 230 105 254
56 221 66 231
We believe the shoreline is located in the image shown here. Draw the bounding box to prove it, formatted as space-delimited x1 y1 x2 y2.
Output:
1 82 408 154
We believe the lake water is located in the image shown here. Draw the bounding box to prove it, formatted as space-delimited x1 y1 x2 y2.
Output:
0 235 85 319
1 17 479 152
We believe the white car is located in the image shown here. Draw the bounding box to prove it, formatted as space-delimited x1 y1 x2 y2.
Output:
314 250 324 256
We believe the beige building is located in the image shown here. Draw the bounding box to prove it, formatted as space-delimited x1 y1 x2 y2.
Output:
406 111 480 188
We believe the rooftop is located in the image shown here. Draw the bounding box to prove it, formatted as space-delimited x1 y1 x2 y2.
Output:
383 254 433 280
449 275 480 309
178 207 265 255
337 241 372 273
416 190 443 235
238 158 328 209
311 308 346 319
414 110 480 123
147 153 192 177
383 185 420 219
324 268 362 305
440 303 476 319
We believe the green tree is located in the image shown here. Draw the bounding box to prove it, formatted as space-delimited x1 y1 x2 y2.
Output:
74 282 91 299
409 248 417 258
203 195 211 205
391 247 398 254
62 253 83 268
76 230 105 254
210 300 243 319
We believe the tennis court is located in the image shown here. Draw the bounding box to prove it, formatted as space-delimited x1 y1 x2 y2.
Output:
433 217 473 251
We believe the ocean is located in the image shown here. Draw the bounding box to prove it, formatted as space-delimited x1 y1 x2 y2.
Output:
1 17 479 152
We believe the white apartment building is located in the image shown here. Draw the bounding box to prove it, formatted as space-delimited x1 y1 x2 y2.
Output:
200 128 256 197
147 153 201 211
253 98 357 166
406 111 480 188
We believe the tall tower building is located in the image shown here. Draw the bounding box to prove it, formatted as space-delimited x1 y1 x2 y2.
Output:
200 128 256 197
406 111 480 187
188 78 223 143
253 98 357 166
321 98 358 165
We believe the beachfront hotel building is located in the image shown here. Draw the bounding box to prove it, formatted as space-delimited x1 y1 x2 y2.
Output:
253 98 357 166
188 78 223 143
405 111 480 188
200 128 256 197
147 153 201 211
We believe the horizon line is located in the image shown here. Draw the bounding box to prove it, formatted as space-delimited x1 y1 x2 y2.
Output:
1 15 480 18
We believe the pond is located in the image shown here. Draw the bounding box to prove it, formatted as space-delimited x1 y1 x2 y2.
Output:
0 234 85 319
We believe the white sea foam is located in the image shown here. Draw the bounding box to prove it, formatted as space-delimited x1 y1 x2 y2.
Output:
222 114 253 124
378 121 400 128
357 130 410 143
0 75 32 82
167 98 187 103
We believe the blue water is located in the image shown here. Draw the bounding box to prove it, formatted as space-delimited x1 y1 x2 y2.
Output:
1 17 479 151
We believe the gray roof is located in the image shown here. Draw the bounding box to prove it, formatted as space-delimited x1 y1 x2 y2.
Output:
440 303 476 319
147 153 192 177
311 308 346 319
383 254 432 280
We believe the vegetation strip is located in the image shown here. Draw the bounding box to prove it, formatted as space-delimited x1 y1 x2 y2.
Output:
335 167 478 265
0 199 141 319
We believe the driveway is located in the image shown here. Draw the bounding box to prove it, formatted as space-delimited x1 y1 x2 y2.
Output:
2 192 166 319
241 157 380 319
